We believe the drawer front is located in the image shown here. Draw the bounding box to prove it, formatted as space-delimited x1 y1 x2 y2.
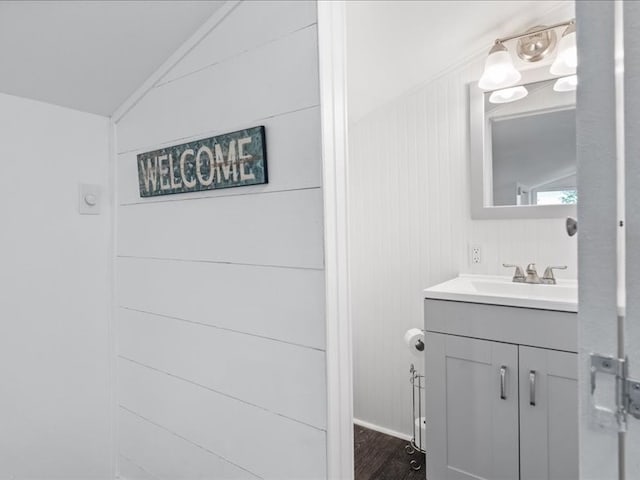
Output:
424 299 577 353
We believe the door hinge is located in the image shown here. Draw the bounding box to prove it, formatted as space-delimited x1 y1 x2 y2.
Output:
591 354 640 430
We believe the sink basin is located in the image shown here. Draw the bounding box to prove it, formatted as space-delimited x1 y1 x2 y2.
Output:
424 274 578 312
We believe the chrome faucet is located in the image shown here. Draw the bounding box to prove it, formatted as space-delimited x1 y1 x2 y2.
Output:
525 263 540 284
503 263 567 284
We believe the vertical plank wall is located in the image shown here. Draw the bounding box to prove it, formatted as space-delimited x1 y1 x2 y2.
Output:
114 2 327 479
348 58 578 436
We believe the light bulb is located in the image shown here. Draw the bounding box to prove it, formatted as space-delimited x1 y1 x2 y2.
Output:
479 42 522 90
553 75 577 92
550 24 577 75
489 86 528 104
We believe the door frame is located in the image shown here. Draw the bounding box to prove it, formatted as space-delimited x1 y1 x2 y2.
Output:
317 1 354 479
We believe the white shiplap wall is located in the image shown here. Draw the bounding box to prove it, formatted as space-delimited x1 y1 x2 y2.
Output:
349 59 578 437
114 2 327 479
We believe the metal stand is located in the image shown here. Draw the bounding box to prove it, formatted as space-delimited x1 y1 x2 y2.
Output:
404 363 426 471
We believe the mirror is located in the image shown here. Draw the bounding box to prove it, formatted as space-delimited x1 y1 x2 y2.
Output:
470 68 578 219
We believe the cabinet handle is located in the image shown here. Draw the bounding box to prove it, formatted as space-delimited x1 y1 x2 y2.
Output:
500 366 507 400
529 370 537 406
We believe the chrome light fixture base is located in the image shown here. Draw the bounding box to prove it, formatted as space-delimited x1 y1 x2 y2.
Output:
517 26 557 62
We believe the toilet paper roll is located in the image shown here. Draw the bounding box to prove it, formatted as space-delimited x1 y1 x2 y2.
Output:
414 416 427 449
404 328 425 357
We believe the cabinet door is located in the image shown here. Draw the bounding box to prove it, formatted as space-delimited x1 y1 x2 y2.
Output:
519 346 578 480
426 333 519 480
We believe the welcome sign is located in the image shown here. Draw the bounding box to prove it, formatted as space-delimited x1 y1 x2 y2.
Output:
137 126 267 197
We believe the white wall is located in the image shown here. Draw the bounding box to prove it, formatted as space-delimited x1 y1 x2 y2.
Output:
348 58 578 437
114 2 327 479
0 93 112 479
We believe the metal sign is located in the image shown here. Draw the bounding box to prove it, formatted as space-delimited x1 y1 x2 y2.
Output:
137 126 267 197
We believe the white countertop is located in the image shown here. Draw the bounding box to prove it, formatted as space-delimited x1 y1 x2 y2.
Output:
424 274 578 312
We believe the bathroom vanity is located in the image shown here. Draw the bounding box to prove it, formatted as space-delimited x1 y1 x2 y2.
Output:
424 275 578 480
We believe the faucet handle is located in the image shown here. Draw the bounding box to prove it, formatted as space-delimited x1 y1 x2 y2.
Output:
541 265 568 284
503 264 525 283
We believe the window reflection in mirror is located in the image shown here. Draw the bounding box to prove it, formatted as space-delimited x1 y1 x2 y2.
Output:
484 78 576 207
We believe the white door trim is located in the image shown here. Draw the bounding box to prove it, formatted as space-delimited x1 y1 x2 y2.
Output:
317 1 354 479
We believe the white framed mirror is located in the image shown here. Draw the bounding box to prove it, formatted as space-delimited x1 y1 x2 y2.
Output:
470 66 578 219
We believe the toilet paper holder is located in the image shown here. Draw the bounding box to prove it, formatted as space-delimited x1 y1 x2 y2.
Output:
404 328 426 356
405 363 426 470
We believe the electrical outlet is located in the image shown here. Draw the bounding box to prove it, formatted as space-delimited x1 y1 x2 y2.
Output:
470 245 482 265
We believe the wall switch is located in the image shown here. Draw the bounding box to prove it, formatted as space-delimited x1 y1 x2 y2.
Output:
470 245 482 265
78 183 102 215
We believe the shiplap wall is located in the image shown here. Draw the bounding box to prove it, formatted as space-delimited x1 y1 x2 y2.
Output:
349 58 578 437
114 2 327 479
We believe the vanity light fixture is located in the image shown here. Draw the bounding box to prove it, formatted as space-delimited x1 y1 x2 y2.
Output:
478 42 521 90
553 74 578 92
489 85 529 104
479 19 576 91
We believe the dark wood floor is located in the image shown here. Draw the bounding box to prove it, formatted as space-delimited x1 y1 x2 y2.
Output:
354 425 426 480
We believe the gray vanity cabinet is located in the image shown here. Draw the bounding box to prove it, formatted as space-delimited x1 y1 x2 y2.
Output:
424 299 578 480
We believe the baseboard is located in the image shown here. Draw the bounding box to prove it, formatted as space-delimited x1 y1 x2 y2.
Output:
353 418 412 442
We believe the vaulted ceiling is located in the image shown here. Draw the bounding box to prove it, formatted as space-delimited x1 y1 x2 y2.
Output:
0 0 224 116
